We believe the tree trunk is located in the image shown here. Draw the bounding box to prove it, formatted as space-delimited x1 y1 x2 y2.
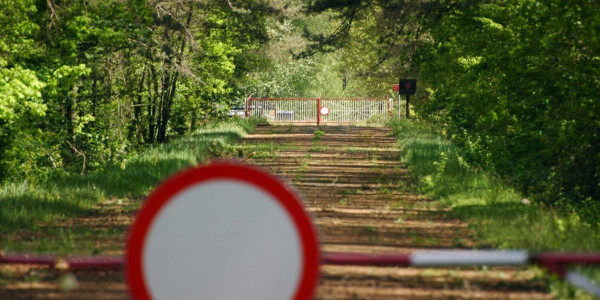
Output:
131 66 146 142
147 64 159 143
156 8 193 143
91 70 97 117
156 63 172 142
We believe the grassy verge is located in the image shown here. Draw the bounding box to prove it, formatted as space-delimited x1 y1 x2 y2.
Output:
388 118 600 299
0 117 261 255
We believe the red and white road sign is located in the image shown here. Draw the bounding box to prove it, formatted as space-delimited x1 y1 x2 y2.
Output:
320 106 330 116
126 162 320 300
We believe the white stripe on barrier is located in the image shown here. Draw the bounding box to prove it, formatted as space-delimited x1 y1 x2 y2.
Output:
566 271 600 298
410 250 529 267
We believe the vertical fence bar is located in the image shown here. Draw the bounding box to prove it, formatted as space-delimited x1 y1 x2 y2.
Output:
398 94 401 119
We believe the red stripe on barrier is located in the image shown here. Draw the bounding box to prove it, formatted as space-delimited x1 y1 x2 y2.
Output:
66 256 124 270
1 254 55 266
322 252 410 267
0 253 123 270
534 253 600 265
532 253 600 277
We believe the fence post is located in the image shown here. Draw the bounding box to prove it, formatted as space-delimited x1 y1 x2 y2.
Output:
385 95 394 118
317 97 321 126
245 94 252 117
398 94 401 119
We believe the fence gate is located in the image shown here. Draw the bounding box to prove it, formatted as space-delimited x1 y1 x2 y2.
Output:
245 96 392 125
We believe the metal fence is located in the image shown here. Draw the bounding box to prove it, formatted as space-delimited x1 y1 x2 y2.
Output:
245 96 392 125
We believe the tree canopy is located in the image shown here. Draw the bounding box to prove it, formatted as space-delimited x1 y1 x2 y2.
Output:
1 0 599 223
302 0 600 221
0 0 274 180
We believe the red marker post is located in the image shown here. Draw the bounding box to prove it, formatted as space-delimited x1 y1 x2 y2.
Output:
126 162 320 300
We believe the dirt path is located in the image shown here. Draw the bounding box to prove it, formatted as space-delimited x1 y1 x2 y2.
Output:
0 124 552 299
243 124 551 299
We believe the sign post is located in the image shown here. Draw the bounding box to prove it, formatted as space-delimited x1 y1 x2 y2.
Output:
406 94 410 119
316 97 321 126
126 162 320 300
399 79 417 119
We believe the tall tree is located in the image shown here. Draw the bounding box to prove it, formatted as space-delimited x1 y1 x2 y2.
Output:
301 0 600 220
0 0 275 181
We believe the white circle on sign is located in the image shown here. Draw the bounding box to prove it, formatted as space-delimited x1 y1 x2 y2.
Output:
320 106 329 116
145 181 300 299
126 163 320 300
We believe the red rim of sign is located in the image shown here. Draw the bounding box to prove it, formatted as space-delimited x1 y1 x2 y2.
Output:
125 162 320 300
320 106 330 116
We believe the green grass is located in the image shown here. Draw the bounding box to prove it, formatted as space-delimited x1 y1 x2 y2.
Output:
0 117 261 254
388 118 600 299
343 146 388 153
233 142 292 159
313 127 325 142
360 113 389 126
309 145 330 152
293 154 312 183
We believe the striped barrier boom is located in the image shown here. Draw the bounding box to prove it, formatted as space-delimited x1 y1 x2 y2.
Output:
323 251 600 297
1 250 599 296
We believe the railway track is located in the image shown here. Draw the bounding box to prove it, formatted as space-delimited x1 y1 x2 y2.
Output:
243 124 551 299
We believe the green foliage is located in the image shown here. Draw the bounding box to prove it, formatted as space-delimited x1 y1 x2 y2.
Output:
0 0 47 180
0 118 257 253
0 0 41 59
301 0 427 97
0 0 274 183
0 64 47 179
390 119 600 250
390 118 600 299
313 127 325 142
417 0 600 223
0 65 46 120
249 7 387 98
303 0 599 223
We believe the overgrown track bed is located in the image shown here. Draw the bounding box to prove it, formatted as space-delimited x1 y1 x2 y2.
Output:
244 124 551 299
0 124 552 299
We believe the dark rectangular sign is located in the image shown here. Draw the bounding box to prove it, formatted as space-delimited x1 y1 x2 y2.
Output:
399 79 417 95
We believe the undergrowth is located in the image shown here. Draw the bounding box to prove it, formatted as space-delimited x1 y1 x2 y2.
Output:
313 127 325 142
389 118 600 300
0 117 262 254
